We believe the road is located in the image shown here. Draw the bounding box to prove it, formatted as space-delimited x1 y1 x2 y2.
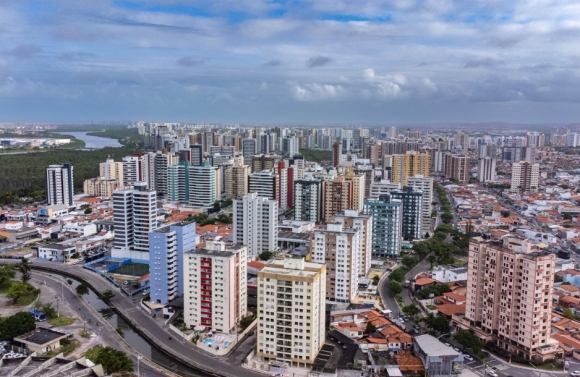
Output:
31 271 168 377
6 259 265 377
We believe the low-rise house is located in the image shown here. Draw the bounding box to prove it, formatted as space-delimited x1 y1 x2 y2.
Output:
554 284 580 297
430 266 467 283
37 244 76 262
14 328 69 354
413 335 463 376
62 222 97 237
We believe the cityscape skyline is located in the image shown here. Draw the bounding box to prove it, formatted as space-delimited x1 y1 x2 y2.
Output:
2 1 580 123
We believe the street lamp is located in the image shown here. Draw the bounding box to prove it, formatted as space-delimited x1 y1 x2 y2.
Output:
529 362 542 377
137 356 142 377
55 296 60 318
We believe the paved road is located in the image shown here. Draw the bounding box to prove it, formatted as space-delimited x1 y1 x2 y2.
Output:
7 259 265 377
31 271 169 377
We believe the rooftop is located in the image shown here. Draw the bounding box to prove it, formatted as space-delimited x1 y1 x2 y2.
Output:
16 328 68 345
414 334 461 357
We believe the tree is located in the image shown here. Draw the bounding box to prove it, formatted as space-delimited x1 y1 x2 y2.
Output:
372 275 380 286
389 266 409 282
365 321 377 334
402 255 418 270
18 258 31 283
93 346 134 374
7 282 29 304
423 313 451 333
427 255 437 269
564 308 575 319
0 264 15 285
99 290 116 303
258 250 276 261
41 303 57 319
76 282 90 296
66 279 73 285
84 208 92 214
454 329 484 353
441 213 453 224
402 304 421 318
389 280 402 295
563 213 573 221
0 312 36 341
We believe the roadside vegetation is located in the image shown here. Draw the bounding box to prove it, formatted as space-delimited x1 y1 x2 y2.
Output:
298 149 332 163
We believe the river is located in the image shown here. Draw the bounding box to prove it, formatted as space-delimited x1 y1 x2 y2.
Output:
61 131 122 149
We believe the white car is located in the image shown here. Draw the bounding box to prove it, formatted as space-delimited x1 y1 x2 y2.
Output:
454 347 460 352
444 343 451 347
464 354 473 361
486 369 498 377
570 371 580 377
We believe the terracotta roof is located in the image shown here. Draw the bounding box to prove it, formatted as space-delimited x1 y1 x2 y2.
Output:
552 332 580 350
367 338 387 344
415 277 436 286
395 350 425 372
443 292 466 302
560 296 580 306
558 285 580 293
558 269 580 277
247 261 266 270
437 303 466 317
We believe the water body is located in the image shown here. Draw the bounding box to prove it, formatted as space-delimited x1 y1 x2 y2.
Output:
61 131 122 149
51 274 207 377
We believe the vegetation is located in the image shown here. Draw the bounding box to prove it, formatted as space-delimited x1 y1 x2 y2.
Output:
390 280 402 295
0 265 15 285
85 346 134 374
75 282 90 296
18 258 31 283
258 250 276 261
79 330 91 338
434 182 454 225
401 255 418 270
365 321 377 334
389 266 409 282
7 281 35 304
416 283 451 300
48 317 75 326
372 275 380 285
454 329 485 357
299 149 332 163
402 304 421 319
99 290 116 303
239 309 257 332
0 312 36 340
422 313 451 333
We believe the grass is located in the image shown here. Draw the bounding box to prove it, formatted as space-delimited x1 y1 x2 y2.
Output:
84 346 103 361
79 330 91 339
60 339 78 356
426 305 437 310
48 317 76 326
0 280 13 293
112 262 149 277
16 292 37 306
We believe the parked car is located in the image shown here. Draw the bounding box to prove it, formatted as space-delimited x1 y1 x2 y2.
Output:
570 371 580 377
486 369 498 377
453 347 460 352
444 343 451 347
464 355 473 361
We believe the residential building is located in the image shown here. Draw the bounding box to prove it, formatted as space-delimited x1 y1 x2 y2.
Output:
511 161 540 194
99 158 124 186
83 177 119 198
430 266 467 283
256 257 326 365
276 161 294 211
224 157 250 199
311 223 360 302
252 154 277 173
281 137 299 156
183 238 247 333
189 162 220 207
478 157 496 183
190 144 203 166
112 182 157 259
242 138 257 166
391 187 423 240
457 236 559 361
333 210 373 277
168 161 189 204
406 175 433 237
333 142 341 167
364 194 403 256
293 178 323 223
149 221 196 305
322 177 353 223
155 152 178 199
343 171 366 212
46 164 74 206
249 170 279 201
444 154 470 183
369 180 401 200
233 192 278 260
386 152 431 185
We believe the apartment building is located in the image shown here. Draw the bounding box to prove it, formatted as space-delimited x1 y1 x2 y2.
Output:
256 257 326 366
149 221 196 305
391 187 423 240
233 192 278 260
276 161 294 211
369 180 401 200
364 194 403 256
343 171 366 212
112 182 157 259
322 176 353 223
83 177 119 198
333 210 373 277
252 154 277 173
249 170 279 201
457 236 558 361
189 162 220 208
183 238 247 333
406 175 433 237
168 161 189 204
99 158 124 186
444 153 470 183
46 164 74 206
224 157 250 199
385 151 431 185
311 223 360 302
293 178 323 223
478 157 496 183
154 152 178 199
511 161 540 194
241 138 257 167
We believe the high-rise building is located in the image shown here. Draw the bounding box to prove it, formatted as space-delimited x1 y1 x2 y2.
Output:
364 194 403 256
190 144 204 166
149 221 196 305
46 164 74 206
333 210 373 277
511 161 539 194
386 152 431 185
343 171 366 212
281 137 299 156
454 131 470 153
224 157 250 199
167 161 190 204
189 162 220 207
256 257 326 365
112 182 157 259
154 152 178 199
369 180 401 200
99 158 124 186
362 142 380 167
83 178 119 198
322 177 353 223
444 153 470 183
478 157 496 183
252 154 277 173
183 238 247 333
332 142 342 168
248 170 279 201
233 192 278 260
457 236 558 360
293 178 323 223
276 162 294 211
242 138 257 166
391 187 423 240
406 175 433 237
311 223 360 302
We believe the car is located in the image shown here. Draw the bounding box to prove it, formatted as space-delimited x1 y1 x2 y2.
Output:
271 374 284 377
453 347 460 352
570 371 580 377
444 343 451 347
464 355 473 361
486 369 498 377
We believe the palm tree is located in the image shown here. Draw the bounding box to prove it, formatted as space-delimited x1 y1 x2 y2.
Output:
18 258 31 283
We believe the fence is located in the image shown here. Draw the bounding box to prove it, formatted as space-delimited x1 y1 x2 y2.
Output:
83 257 148 297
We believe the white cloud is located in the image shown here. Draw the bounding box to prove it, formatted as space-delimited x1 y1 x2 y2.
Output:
291 83 344 101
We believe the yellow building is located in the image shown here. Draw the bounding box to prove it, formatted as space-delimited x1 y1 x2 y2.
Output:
343 171 365 211
386 151 431 185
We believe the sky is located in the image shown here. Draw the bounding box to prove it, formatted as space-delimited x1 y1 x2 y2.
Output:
2 0 580 124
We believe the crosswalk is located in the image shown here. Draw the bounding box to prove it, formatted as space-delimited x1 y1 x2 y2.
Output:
124 306 142 313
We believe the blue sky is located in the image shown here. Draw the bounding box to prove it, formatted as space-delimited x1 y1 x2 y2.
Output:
1 0 580 124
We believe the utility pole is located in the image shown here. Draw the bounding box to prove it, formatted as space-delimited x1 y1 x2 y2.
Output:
138 356 142 377
55 296 60 318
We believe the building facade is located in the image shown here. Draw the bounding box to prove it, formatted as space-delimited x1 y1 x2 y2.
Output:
405 175 433 237
444 154 470 183
391 187 423 240
233 192 278 260
99 158 124 186
478 157 496 183
333 210 373 277
83 177 119 198
224 157 250 199
322 177 353 223
293 178 323 223
510 161 540 193
364 194 403 256
248 170 279 201
189 162 220 207
46 164 74 206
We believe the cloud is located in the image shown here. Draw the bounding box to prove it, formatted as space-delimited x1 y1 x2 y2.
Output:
176 57 204 67
464 57 506 68
8 44 41 59
263 59 282 67
306 56 333 68
59 52 96 60
292 83 344 101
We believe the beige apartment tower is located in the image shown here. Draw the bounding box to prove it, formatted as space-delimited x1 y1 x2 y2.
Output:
454 236 558 361
99 158 124 187
256 258 326 366
343 171 366 212
224 157 250 198
333 209 373 277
